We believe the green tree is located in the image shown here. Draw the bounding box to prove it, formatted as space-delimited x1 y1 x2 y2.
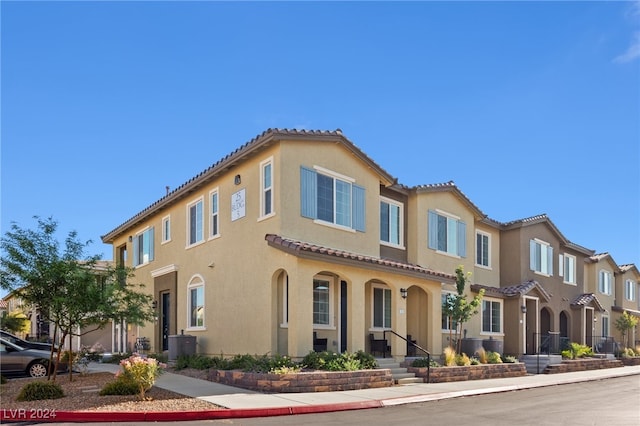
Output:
0 217 154 381
442 265 484 353
614 311 639 349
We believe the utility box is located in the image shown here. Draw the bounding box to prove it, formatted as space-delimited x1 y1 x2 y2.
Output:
168 333 196 360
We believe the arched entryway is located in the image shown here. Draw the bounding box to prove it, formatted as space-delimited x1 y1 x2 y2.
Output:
405 286 430 356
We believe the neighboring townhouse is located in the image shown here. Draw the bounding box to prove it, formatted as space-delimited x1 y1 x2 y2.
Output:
405 182 503 352
101 129 458 359
613 264 640 348
494 215 596 357
584 253 619 349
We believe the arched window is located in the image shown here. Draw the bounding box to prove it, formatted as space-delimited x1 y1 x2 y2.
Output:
187 275 205 329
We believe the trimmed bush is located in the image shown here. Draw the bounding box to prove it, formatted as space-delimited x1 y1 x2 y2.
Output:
99 377 139 396
16 381 64 401
487 351 503 364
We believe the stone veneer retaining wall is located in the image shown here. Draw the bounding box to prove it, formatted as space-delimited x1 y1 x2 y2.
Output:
406 363 527 383
544 358 624 373
620 357 640 366
209 369 394 393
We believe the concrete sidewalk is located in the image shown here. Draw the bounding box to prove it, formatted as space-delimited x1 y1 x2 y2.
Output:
88 361 640 412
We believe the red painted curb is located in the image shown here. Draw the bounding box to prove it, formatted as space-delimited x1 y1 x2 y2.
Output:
0 401 384 423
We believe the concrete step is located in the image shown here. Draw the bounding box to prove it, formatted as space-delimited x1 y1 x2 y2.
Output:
375 358 420 385
397 377 424 385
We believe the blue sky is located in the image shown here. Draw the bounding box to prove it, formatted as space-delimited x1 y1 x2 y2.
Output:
2 1 639 280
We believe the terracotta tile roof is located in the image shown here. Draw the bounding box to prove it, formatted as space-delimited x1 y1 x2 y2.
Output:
265 234 455 282
500 214 594 255
412 181 489 220
571 293 605 311
102 128 397 242
471 280 552 301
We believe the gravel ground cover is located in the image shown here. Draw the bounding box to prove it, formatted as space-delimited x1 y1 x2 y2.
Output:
0 369 223 412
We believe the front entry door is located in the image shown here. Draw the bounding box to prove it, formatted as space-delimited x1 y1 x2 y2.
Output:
161 292 170 351
340 281 347 352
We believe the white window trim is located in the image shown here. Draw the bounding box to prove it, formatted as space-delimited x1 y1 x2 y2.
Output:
313 275 335 329
186 275 206 331
531 238 552 277
380 196 405 249
625 279 636 301
133 226 153 268
370 283 392 331
161 215 171 244
186 196 205 249
480 297 504 337
475 230 491 269
280 275 289 328
598 269 612 295
431 209 463 258
209 188 220 240
313 165 355 183
562 253 577 285
259 157 275 221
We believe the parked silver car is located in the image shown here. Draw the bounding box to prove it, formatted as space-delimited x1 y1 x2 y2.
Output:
0 338 65 378
0 330 55 352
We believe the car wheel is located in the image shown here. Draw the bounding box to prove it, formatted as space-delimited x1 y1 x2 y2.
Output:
28 362 48 378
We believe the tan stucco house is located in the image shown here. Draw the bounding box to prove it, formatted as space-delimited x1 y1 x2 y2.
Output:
101 128 638 360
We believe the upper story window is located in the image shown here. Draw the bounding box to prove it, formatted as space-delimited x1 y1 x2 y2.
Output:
428 209 466 257
260 158 274 218
475 231 490 268
161 215 171 244
624 279 635 301
481 299 502 334
530 239 553 276
372 285 392 329
187 197 204 247
313 277 333 327
300 166 365 232
209 189 220 238
187 275 205 329
598 270 612 295
133 227 154 267
380 197 403 247
560 254 576 285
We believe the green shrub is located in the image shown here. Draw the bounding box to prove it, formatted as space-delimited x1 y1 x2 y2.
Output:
411 357 434 368
16 381 64 401
455 353 471 366
503 355 517 363
354 350 377 369
487 351 503 364
470 357 480 365
562 342 593 359
99 377 139 396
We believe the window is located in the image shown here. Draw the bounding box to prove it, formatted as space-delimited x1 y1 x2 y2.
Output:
482 299 502 334
428 210 467 257
441 292 458 331
598 270 612 295
187 276 204 328
133 227 154 267
560 254 576 284
161 216 171 243
260 158 274 218
300 166 365 231
380 197 403 247
601 315 609 337
373 286 392 329
187 198 204 246
476 231 490 267
530 239 553 275
625 279 635 301
210 189 219 238
313 278 331 326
